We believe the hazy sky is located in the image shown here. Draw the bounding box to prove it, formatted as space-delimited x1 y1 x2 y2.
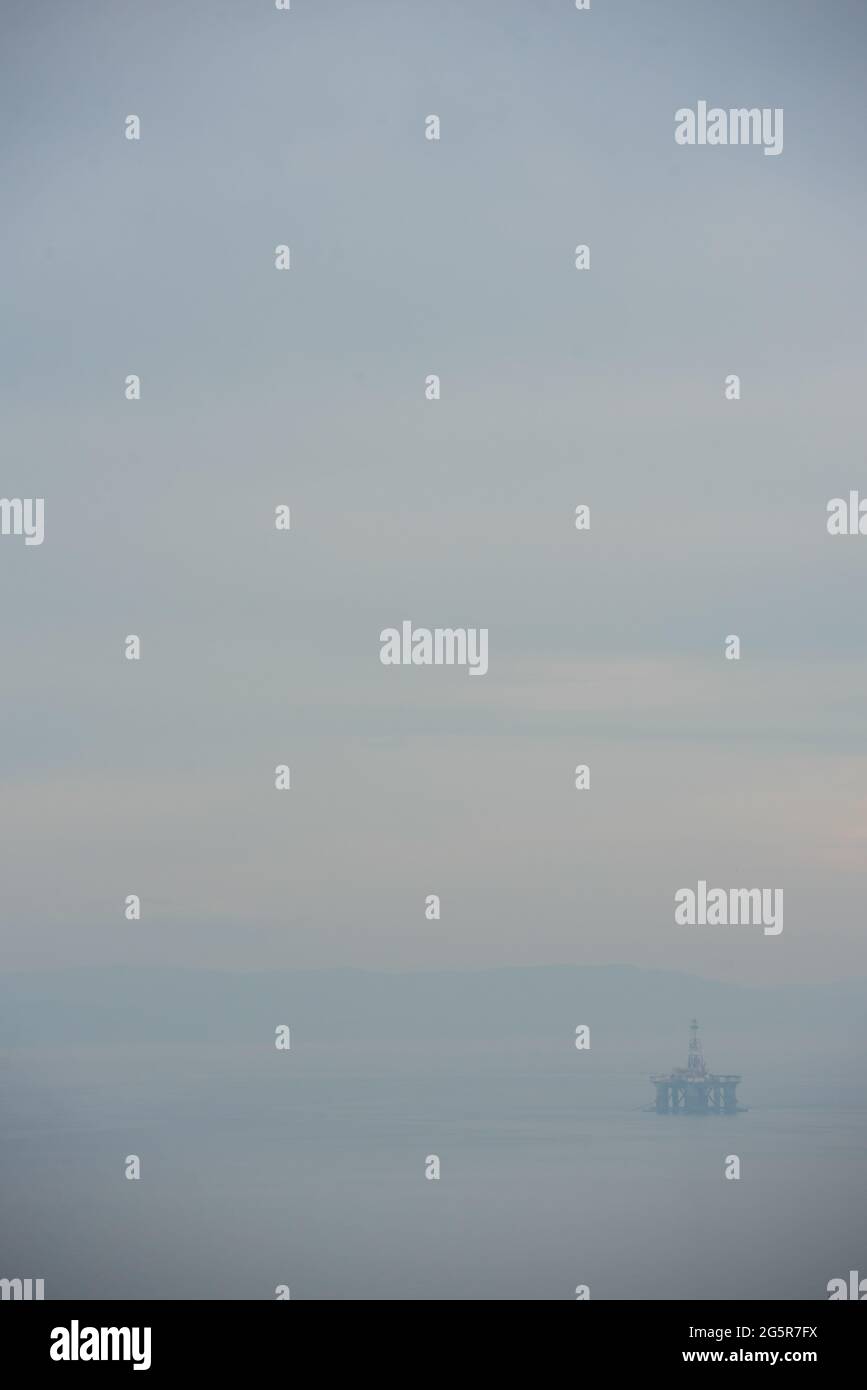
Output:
2 0 867 982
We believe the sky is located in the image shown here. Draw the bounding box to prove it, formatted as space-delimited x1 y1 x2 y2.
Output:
2 0 867 983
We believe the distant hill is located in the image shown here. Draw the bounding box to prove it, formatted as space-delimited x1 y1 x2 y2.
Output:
1 964 864 1073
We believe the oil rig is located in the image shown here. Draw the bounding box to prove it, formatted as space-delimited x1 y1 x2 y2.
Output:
650 1020 745 1114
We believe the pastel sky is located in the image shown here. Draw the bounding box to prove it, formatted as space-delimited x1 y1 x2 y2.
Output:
2 0 866 982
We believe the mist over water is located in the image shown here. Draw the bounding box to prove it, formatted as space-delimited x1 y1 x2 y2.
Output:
3 966 865 1300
